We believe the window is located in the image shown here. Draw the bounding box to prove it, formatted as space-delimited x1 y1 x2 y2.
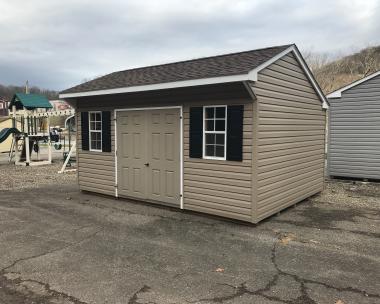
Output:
203 106 227 159
89 111 102 151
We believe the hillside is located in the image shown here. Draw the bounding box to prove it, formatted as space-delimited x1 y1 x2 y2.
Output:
307 46 380 94
0 84 58 102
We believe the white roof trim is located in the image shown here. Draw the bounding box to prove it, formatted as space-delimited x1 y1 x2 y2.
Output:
60 45 329 109
59 74 249 99
249 45 328 109
326 70 380 99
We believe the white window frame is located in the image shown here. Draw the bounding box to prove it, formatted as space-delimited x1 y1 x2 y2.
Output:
88 111 102 152
202 105 227 160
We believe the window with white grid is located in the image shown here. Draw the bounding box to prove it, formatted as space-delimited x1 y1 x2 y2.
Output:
203 106 227 160
89 111 102 151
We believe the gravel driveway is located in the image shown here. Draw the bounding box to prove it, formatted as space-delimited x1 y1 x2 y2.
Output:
0 165 379 304
0 163 76 191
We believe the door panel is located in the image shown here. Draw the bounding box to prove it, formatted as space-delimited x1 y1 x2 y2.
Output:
117 111 147 199
117 108 180 206
165 170 174 197
146 109 180 205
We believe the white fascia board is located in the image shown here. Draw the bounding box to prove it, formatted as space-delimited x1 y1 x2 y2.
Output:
247 46 296 80
59 74 249 99
326 91 341 98
326 70 380 99
248 45 329 109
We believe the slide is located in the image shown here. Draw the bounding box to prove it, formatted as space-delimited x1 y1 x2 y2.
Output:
0 128 20 144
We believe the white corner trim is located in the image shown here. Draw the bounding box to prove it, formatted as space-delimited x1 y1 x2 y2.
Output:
179 106 184 210
59 74 248 99
114 109 118 198
326 70 380 99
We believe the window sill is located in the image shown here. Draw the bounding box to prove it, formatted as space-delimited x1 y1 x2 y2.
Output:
202 156 226 161
186 156 245 165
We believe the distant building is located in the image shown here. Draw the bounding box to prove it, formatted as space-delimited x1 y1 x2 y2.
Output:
50 100 72 111
0 97 9 116
0 98 72 116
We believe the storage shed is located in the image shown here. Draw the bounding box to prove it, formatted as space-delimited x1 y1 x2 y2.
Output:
327 70 380 180
60 44 328 223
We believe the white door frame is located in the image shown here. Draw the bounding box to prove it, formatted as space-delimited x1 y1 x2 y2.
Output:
114 106 184 209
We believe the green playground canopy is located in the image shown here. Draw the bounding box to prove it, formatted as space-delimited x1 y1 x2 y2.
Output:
9 93 53 110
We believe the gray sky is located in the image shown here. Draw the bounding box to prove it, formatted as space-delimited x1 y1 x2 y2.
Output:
1 0 379 91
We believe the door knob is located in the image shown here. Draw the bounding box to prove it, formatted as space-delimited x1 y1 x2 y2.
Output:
144 163 149 167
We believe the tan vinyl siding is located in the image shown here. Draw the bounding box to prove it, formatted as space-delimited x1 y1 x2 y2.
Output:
252 52 325 222
183 103 253 222
76 111 116 196
75 83 253 222
73 60 325 223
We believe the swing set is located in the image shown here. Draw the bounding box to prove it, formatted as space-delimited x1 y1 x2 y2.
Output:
3 93 76 172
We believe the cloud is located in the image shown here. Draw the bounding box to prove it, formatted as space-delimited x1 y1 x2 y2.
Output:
0 0 379 90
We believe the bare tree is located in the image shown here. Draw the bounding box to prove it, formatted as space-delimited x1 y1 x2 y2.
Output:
356 47 380 76
304 51 331 72
303 45 380 94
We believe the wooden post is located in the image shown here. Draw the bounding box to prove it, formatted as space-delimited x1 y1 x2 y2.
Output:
59 142 76 173
11 105 17 162
12 105 16 128
14 138 19 163
25 135 30 165
48 116 52 163
27 116 30 134
8 137 15 163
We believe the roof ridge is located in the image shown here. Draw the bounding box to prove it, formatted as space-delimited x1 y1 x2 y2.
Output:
60 43 297 95
110 44 293 75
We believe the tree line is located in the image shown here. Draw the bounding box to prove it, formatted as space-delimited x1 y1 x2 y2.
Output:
305 45 380 94
1 45 379 101
0 84 58 102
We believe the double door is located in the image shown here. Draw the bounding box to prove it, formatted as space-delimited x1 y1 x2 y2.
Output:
117 108 181 206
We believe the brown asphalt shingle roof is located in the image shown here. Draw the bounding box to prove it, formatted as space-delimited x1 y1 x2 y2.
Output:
61 44 292 94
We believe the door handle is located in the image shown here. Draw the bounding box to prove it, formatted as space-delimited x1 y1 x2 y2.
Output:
144 163 150 167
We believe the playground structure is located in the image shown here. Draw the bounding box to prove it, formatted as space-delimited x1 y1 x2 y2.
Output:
0 93 76 171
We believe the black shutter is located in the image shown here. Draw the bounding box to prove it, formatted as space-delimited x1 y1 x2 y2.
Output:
81 112 89 151
102 111 111 152
189 107 203 158
226 105 244 161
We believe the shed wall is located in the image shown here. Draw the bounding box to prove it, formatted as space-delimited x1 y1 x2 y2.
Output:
183 102 253 222
252 52 326 222
77 111 116 196
75 83 254 222
328 74 380 179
